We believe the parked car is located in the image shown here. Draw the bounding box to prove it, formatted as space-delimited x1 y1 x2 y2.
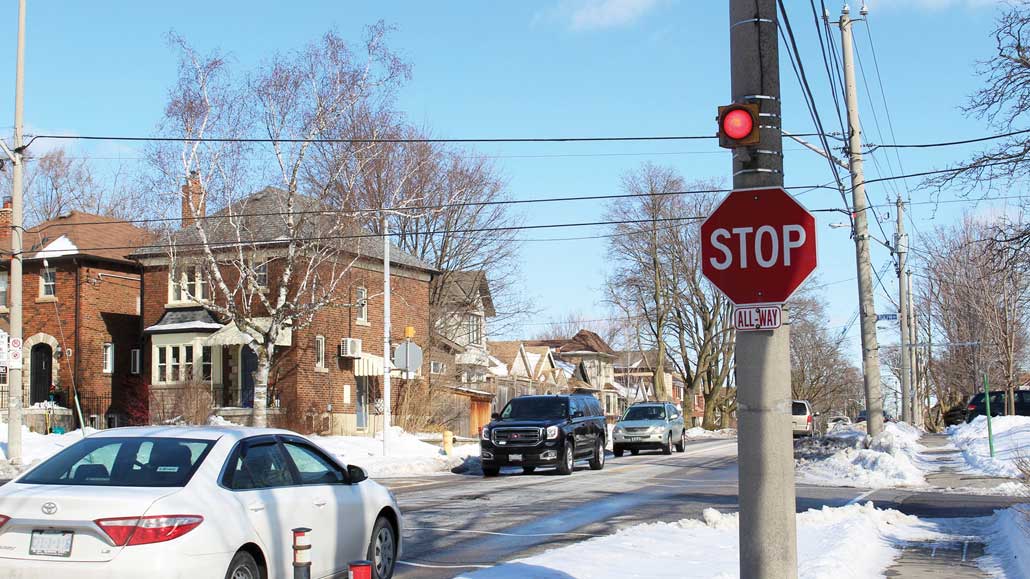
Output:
855 410 867 423
966 390 1030 422
0 426 402 579
791 400 817 437
612 402 686 456
826 415 852 429
480 394 607 477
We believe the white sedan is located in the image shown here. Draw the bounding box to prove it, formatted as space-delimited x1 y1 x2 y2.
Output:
0 426 402 579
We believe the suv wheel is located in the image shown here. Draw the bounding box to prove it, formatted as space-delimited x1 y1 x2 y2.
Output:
662 433 673 455
675 431 685 452
483 466 500 477
557 440 575 475
588 437 605 470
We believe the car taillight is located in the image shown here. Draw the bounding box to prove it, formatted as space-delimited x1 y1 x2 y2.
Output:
967 404 976 411
0 515 9 529
807 415 813 424
96 515 203 546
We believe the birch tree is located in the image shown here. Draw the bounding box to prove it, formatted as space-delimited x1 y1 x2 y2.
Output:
149 27 411 427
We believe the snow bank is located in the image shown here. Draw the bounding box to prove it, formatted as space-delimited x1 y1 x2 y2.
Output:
0 420 97 478
980 504 1030 578
458 503 939 579
683 427 737 440
947 415 1030 479
308 426 478 478
796 423 928 488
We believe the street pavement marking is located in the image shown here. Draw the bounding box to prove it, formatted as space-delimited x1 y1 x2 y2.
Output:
398 560 493 570
405 527 600 538
845 488 878 505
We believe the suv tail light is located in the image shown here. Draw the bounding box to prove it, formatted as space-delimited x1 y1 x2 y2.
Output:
96 515 203 546
967 404 976 411
807 415 813 424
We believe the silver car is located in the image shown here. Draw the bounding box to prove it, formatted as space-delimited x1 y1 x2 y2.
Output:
792 400 817 437
612 402 686 456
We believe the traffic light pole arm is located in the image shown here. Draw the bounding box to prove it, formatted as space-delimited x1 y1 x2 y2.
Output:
783 130 849 170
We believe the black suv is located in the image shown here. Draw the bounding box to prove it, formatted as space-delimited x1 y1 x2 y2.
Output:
480 394 607 477
966 390 1030 422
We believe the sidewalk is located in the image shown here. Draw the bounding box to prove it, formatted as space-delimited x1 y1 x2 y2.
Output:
885 433 1024 579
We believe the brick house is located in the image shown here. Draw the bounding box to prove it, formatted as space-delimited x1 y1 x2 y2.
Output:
130 186 434 435
0 203 150 430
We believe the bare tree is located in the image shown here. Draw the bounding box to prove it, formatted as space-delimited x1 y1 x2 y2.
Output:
605 164 735 428
531 310 621 346
148 27 412 427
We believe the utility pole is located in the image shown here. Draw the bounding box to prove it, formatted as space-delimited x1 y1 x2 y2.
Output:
895 197 912 424
5 0 27 463
907 270 922 427
381 214 392 456
730 1 798 577
839 5 885 437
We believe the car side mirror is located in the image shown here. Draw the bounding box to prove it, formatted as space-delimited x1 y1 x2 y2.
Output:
347 465 368 484
491 412 500 420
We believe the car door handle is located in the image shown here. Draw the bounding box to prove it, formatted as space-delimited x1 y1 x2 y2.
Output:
313 499 328 508
248 502 266 513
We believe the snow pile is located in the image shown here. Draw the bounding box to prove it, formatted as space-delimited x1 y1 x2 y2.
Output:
947 416 1030 479
0 421 97 478
309 426 478 478
459 503 943 579
980 504 1030 578
796 422 928 488
683 427 737 440
207 415 242 427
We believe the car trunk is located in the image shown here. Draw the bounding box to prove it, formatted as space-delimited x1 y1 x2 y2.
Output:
0 483 179 562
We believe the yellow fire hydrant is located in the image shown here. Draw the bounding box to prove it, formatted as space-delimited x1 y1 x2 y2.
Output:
443 430 454 457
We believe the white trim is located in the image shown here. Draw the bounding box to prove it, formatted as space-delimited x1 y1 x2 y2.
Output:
102 343 114 374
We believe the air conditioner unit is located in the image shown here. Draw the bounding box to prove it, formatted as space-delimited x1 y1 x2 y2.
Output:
339 338 362 359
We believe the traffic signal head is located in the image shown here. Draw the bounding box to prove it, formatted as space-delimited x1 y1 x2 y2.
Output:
717 103 760 148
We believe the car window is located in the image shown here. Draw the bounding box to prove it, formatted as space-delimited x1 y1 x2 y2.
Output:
282 441 346 485
623 406 666 421
667 405 680 419
791 402 809 415
20 437 214 487
226 441 299 490
501 397 568 419
572 398 587 416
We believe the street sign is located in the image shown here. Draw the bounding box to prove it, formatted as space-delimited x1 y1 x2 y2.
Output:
8 337 23 370
735 305 782 331
701 187 817 305
876 313 898 322
392 341 423 373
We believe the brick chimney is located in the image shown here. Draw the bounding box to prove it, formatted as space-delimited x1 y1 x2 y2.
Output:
0 196 12 252
181 171 206 227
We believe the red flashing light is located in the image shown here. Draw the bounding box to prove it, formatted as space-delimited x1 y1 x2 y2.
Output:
722 109 754 140
717 103 761 148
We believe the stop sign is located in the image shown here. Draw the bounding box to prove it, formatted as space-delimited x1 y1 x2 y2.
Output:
701 187 817 305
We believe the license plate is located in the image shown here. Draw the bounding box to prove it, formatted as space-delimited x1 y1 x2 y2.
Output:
30 530 73 557
508 454 522 462
628 436 644 441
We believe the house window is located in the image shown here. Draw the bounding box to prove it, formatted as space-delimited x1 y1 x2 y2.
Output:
170 267 204 302
430 361 445 375
183 345 194 381
157 347 168 383
315 335 326 370
253 260 269 288
201 346 212 381
465 314 482 345
0 271 8 306
41 267 56 297
356 287 368 323
170 346 182 382
102 343 114 374
130 349 141 375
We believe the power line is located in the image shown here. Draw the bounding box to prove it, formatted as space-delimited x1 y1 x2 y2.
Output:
20 132 844 151
865 128 1030 151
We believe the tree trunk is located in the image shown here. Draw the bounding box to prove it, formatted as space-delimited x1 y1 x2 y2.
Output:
251 344 272 428
701 394 720 430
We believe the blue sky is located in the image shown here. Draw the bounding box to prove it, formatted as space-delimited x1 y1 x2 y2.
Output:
0 1 1021 381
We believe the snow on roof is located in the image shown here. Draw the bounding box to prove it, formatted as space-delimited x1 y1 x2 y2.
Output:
31 235 79 260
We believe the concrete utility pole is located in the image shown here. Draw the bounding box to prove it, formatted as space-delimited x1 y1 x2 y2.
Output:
839 5 885 437
730 1 798 577
381 214 392 456
6 0 27 463
895 197 912 424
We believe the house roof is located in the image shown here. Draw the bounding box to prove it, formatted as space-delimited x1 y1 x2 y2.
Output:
486 341 523 373
614 349 674 370
130 187 433 272
526 329 616 357
432 271 496 317
24 211 153 264
143 307 222 334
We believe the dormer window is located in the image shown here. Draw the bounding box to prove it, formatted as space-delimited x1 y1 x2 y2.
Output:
170 266 204 303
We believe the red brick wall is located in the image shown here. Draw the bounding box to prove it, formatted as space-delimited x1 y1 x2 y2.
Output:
13 258 140 418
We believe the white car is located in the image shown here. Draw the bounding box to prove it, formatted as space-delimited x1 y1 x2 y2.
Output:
0 426 402 579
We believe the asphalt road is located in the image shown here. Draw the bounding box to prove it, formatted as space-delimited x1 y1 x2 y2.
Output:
381 437 1025 579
